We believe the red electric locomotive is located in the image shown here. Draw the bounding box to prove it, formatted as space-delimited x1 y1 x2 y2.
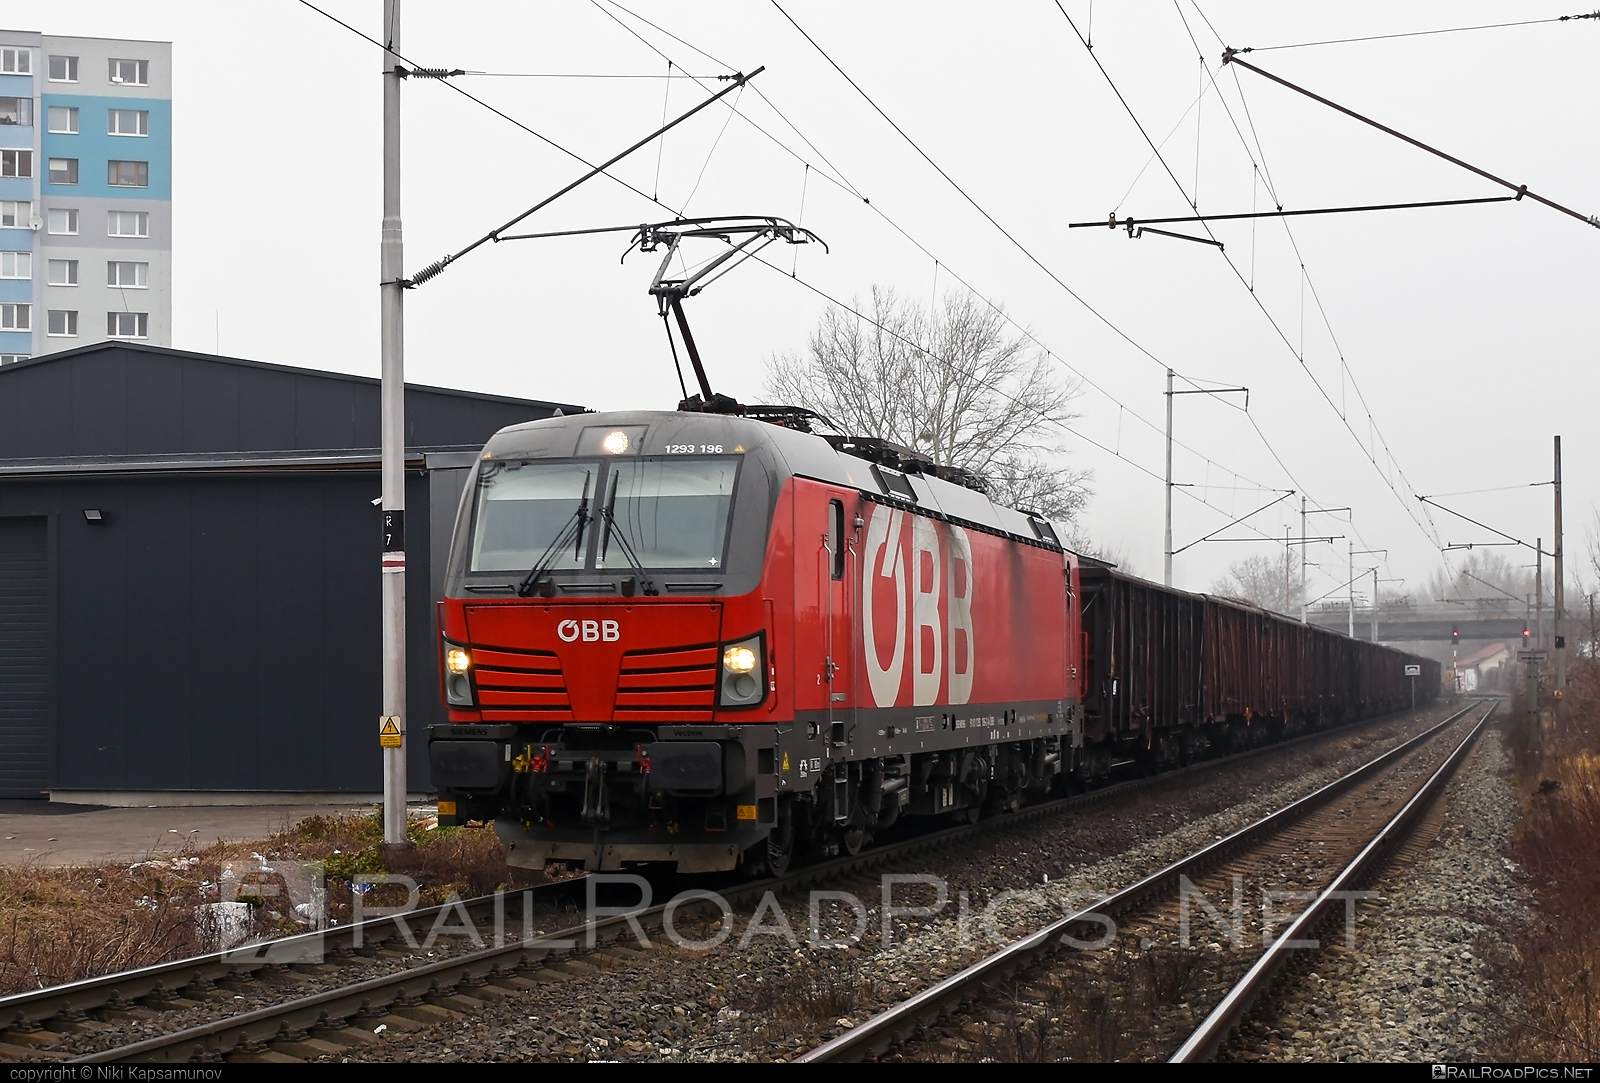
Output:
428 410 1086 874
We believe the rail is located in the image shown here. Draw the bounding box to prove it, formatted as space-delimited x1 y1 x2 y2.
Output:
1169 700 1497 1061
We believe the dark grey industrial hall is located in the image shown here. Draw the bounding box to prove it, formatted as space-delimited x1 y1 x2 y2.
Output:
0 342 580 801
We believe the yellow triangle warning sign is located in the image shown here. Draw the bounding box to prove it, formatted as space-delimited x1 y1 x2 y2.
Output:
379 716 402 748
781 751 790 772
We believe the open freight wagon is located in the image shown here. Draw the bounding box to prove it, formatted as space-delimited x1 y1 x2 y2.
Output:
1075 563 1439 776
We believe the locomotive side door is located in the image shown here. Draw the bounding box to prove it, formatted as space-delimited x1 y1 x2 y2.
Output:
822 494 855 739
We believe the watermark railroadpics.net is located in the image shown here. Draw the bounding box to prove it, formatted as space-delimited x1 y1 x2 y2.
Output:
203 870 1394 960
1433 1068 1595 1079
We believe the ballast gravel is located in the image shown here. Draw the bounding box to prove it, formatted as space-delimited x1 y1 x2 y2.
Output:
1250 726 1529 1063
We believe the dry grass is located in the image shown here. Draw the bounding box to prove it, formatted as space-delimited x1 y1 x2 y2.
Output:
1488 659 1600 1060
736 971 882 1025
0 809 542 996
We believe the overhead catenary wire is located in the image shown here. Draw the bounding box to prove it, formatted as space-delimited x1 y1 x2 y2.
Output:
592 0 867 203
1234 11 1600 54
601 0 1298 513
1184 5 1462 581
1069 2 1454 586
1049 2 1376 582
754 252 1300 547
756 0 1355 568
770 0 1199 380
293 1 699 242
1061 0 1424 594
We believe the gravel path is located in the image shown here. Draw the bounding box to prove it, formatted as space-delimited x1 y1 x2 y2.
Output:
325 706 1466 1062
1247 723 1529 1063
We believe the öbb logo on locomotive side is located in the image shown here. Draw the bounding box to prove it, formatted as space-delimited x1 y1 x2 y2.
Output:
861 504 974 708
557 618 621 643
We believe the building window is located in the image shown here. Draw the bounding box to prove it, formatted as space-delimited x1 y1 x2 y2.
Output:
1 303 30 331
108 58 148 86
107 160 148 187
0 48 29 75
107 311 147 339
46 309 76 337
48 55 77 82
47 258 76 286
48 208 79 235
0 150 31 178
108 109 149 137
47 106 77 134
0 97 31 127
0 354 28 365
0 251 30 279
0 201 30 228
107 210 146 237
107 260 147 288
47 158 76 185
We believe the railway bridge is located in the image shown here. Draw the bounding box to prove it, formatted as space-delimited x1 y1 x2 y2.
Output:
1304 600 1580 644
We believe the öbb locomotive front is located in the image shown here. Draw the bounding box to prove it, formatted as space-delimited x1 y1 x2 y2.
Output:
427 410 1086 874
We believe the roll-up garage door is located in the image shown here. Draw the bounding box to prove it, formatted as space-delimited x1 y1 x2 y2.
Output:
0 518 50 796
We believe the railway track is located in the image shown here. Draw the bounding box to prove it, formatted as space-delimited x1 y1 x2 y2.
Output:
798 700 1493 1063
0 701 1457 1064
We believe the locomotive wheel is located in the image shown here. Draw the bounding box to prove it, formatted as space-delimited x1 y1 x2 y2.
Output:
765 806 796 876
744 801 795 877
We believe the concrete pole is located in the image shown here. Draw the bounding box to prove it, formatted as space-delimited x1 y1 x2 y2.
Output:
1554 435 1564 695
1164 368 1173 588
1370 568 1378 642
1347 540 1354 638
380 0 409 848
1299 495 1307 623
1535 537 1543 653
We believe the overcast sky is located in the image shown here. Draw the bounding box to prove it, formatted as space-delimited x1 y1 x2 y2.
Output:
14 1 1597 606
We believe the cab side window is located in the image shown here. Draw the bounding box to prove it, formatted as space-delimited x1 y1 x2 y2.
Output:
828 499 845 580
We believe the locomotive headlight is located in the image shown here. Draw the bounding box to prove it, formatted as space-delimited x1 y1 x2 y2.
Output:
718 634 767 709
443 639 476 707
601 430 631 455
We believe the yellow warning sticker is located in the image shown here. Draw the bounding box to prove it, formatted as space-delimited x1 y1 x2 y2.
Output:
736 804 758 821
781 751 790 772
379 716 403 748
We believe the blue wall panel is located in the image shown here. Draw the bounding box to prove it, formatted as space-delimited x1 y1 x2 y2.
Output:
40 95 170 201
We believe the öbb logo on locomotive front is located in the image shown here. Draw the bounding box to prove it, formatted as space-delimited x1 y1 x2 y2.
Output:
557 618 621 643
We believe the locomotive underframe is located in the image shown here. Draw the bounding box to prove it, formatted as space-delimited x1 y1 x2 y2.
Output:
435 699 1083 872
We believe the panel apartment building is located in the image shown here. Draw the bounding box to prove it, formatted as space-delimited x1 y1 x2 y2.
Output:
0 31 171 364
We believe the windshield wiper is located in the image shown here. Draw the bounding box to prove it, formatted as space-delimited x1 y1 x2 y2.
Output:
516 473 592 597
598 472 658 597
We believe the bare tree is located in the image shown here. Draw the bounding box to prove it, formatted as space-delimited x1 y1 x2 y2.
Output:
765 287 1090 520
1067 534 1137 575
1210 553 1302 614
1426 548 1535 607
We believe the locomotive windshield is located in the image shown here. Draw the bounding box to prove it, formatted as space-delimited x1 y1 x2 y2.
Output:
469 456 737 573
470 461 597 572
598 458 737 569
